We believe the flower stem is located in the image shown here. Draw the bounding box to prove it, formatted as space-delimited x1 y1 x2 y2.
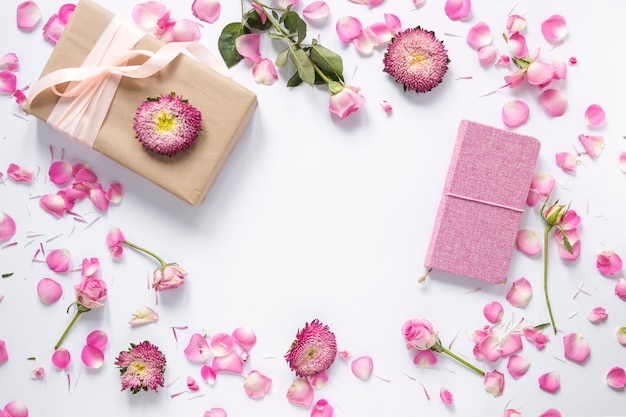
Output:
440 346 485 377
55 309 85 349
543 225 558 335
123 240 166 267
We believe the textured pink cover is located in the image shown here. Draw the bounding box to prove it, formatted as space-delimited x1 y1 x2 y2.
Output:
424 120 541 284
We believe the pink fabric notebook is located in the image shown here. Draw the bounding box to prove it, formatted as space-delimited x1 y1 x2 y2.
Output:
424 120 541 284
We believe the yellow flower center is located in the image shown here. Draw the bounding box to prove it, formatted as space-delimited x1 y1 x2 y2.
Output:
130 362 147 376
153 110 176 133
410 52 427 67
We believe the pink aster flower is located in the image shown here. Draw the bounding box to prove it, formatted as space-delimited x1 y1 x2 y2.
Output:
133 92 202 157
539 199 579 334
284 319 338 377
106 228 187 292
115 341 166 393
383 27 449 93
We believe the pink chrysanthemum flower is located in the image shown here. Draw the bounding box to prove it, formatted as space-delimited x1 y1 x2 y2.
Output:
285 319 338 377
115 341 166 394
133 92 202 157
383 27 449 93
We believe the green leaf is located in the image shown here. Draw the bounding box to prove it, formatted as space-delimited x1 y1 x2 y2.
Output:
282 11 307 44
286 71 303 87
217 22 248 68
562 234 573 255
535 323 551 330
2 272 13 278
289 48 315 86
275 49 289 67
243 9 272 31
309 44 344 82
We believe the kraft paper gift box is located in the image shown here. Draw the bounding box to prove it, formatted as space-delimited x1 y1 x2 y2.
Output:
24 0 257 206
424 120 541 284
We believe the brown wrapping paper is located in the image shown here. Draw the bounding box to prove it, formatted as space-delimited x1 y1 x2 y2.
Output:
24 0 257 206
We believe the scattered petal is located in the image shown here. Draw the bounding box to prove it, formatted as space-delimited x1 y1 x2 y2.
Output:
311 399 334 417
539 88 567 117
466 22 491 49
538 370 560 393
200 364 216 385
0 213 16 241
541 14 567 43
129 306 159 326
336 16 362 43
0 340 7 364
232 326 256 351
523 326 549 349
0 53 19 71
287 378 314 407
539 409 562 417
620 152 626 173
132 1 168 32
483 301 503 324
39 194 67 218
413 350 438 368
37 278 63 304
526 61 555 86
302 1 330 26
46 248 71 272
0 71 17 93
413 0 426 8
532 173 556 196
352 26 379 55
507 354 530 379
607 367 626 389
184 333 210 363
211 351 244 374
563 333 590 364
502 100 529 128
7 163 33 183
236 33 262 64
578 134 604 158
617 327 626 346
105 183 123 204
48 161 72 185
584 104 605 126
3 401 28 417
204 408 227 417
555 152 577 173
444 0 471 21
506 277 532 307
86 330 108 350
500 333 523 356
52 347 71 370
596 250 622 275
506 32 528 58
252 58 278 85
209 333 235 357
192 0 220 24
506 15 526 33
477 45 497 66
439 387 454 404
587 307 608 324
484 370 504 397
516 229 541 256
243 370 272 399
161 18 201 42
615 278 626 301
379 100 392 113
81 345 104 369
30 366 45 379
351 356 373 380
187 375 200 392
309 371 329 389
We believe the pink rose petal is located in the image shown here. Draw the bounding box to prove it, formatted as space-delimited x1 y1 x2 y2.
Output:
275 0 299 7
351 355 373 380
466 21 491 49
620 152 626 173
0 71 17 93
287 378 314 407
502 100 529 128
413 350 438 368
0 213 16 241
555 152 577 173
204 408 227 417
413 0 426 8
86 330 108 350
7 163 33 183
336 16 362 43
563 333 590 364
524 326 549 349
584 104 605 127
526 61 555 87
46 249 71 273
539 409 562 417
539 88 567 117
48 161 72 185
0 340 8 364
475 333 502 362
500 333 523 356
132 1 168 31
587 306 608 324
477 45 497 66
352 26 380 55
444 0 471 21
439 387 454 404
105 183 123 204
506 277 532 307
541 14 567 43
187 375 199 392
236 33 262 64
252 58 278 85
37 278 63 304
129 306 159 326
3 401 28 417
192 0 220 24
532 173 556 196
309 371 329 389
52 347 71 369
184 333 210 363
161 18 201 42
39 193 68 217
232 326 256 351
615 278 626 301
507 354 530 379
506 32 528 58
17 1 42 30
302 1 330 25
81 345 104 369
380 100 392 113
209 333 235 357
506 15 526 33
578 134 604 158
311 399 334 417
243 370 272 399
200 364 216 385
607 367 626 389
211 351 244 374
617 327 626 346
0 53 19 71
30 366 45 379
538 370 560 393
596 250 622 275
516 229 541 256
483 301 503 324
484 370 504 397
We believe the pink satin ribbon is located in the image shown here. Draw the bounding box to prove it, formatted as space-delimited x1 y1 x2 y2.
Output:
444 192 523 213
27 16 229 147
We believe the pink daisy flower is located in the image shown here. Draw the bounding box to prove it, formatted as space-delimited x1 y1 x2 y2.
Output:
115 341 166 393
285 319 338 377
133 92 202 157
383 27 449 93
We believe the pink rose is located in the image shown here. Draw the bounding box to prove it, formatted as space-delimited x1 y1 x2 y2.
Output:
152 264 186 291
329 85 365 119
74 276 107 309
401 319 438 351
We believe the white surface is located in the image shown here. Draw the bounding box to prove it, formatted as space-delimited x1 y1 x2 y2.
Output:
1 1 625 416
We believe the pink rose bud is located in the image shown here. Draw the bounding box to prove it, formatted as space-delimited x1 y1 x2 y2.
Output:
152 264 186 291
74 276 108 309
401 319 439 351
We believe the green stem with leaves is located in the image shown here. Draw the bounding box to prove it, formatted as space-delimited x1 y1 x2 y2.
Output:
543 225 558 335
